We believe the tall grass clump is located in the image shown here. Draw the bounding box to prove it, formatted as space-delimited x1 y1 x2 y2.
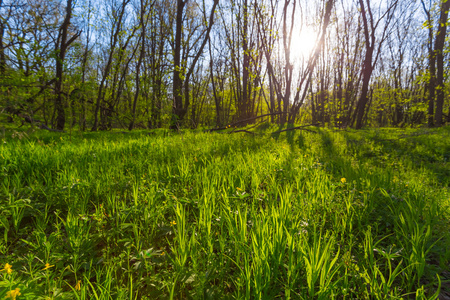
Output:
0 125 449 299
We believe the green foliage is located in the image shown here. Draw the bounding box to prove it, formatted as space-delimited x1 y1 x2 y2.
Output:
0 126 449 298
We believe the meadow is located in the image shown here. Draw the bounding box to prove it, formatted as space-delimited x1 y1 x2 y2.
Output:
0 124 449 299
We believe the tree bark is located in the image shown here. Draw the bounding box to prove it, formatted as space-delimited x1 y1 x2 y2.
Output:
129 0 151 130
209 37 222 128
80 0 92 131
288 0 335 123
0 0 5 74
434 0 450 126
421 0 436 127
92 0 131 131
171 0 219 129
354 0 397 129
171 0 186 129
354 0 375 129
241 0 251 122
55 0 80 131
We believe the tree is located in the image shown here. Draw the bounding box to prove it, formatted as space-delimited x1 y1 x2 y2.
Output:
92 0 131 131
78 0 94 131
171 0 219 129
433 0 450 126
422 0 437 127
0 0 446 131
421 0 449 127
0 0 9 74
353 0 398 129
129 0 153 130
218 0 263 125
329 0 364 128
256 0 335 124
1 0 62 125
288 0 335 123
256 0 296 124
146 0 171 129
54 0 81 130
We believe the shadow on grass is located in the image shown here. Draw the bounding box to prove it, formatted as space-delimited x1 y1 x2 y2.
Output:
340 127 450 187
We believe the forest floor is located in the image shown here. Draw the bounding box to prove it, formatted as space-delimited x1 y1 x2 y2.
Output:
0 124 449 299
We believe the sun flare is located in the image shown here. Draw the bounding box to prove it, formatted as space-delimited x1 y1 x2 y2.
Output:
290 27 317 61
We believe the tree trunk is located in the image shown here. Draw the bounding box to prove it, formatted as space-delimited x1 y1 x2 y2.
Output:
434 0 450 126
354 48 374 129
55 0 79 131
422 0 436 127
354 0 397 129
80 0 92 131
0 0 5 75
171 0 186 129
171 0 219 129
129 0 150 131
354 0 374 129
209 38 222 128
92 0 131 131
241 0 251 123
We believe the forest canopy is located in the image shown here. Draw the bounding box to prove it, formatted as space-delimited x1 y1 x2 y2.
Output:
0 0 449 131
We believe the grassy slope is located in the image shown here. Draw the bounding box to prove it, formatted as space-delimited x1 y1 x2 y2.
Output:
0 125 449 299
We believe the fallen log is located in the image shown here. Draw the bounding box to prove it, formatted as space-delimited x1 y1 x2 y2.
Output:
206 112 284 132
228 130 255 135
19 114 64 132
271 124 319 134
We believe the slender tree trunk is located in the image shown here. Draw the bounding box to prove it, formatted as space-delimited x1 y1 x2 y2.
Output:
171 0 186 129
171 0 219 129
354 0 397 129
354 0 374 129
288 0 335 123
343 19 362 128
153 16 165 128
354 48 374 129
209 38 222 128
129 0 150 130
256 0 296 125
268 75 275 122
434 0 450 126
241 0 251 122
422 0 436 127
55 0 79 131
336 52 344 127
80 0 92 131
281 0 294 124
0 0 5 75
92 0 130 131
129 39 144 130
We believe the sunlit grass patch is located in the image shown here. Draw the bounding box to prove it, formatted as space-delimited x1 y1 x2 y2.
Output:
0 126 449 298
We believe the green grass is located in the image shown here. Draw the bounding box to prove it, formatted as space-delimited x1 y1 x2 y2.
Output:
0 125 449 299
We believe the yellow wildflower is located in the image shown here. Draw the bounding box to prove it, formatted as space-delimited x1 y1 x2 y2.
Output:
5 288 21 299
1 263 12 275
75 280 81 291
170 220 176 226
42 263 54 270
341 178 346 184
236 187 242 191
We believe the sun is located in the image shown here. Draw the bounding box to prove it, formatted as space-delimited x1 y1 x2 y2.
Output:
290 27 317 62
